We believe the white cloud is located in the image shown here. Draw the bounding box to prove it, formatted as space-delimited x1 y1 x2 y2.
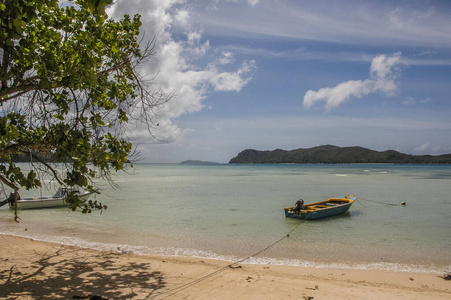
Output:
303 52 402 111
402 97 416 106
186 31 210 57
187 31 201 44
303 80 373 111
128 119 188 145
402 97 432 106
194 1 451 48
107 0 255 143
388 7 435 30
218 51 234 65
420 97 432 104
370 53 401 79
414 143 430 153
209 60 256 91
226 0 260 6
174 8 190 27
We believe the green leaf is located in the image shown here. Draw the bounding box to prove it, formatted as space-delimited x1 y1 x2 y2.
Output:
0 0 160 218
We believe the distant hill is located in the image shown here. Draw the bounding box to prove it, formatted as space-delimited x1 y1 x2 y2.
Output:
1 152 62 163
229 145 451 164
180 160 220 165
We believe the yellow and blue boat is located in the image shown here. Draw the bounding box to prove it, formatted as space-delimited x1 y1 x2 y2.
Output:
284 195 356 220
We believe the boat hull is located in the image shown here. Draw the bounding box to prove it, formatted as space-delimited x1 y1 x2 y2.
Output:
284 195 356 220
9 191 94 210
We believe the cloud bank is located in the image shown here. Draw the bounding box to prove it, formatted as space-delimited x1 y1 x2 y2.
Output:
107 0 256 144
195 1 451 48
303 52 402 111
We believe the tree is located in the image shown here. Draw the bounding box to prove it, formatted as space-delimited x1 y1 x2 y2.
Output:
0 0 167 221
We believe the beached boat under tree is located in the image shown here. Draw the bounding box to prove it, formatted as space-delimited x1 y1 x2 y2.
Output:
284 195 356 220
6 187 95 210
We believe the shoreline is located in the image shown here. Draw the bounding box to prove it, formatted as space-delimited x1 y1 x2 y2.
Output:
1 235 450 299
3 230 448 275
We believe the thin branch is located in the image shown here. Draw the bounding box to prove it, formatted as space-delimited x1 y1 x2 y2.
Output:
23 150 65 186
0 172 18 191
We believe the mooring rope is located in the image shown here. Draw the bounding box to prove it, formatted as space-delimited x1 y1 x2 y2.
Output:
147 195 399 298
357 197 403 206
146 215 306 299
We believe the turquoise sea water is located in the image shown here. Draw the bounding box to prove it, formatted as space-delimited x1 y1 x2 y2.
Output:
1 163 450 273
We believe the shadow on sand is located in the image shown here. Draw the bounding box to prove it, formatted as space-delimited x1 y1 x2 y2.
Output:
0 245 166 299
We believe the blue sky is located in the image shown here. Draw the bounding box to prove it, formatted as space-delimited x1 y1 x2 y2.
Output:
109 0 451 163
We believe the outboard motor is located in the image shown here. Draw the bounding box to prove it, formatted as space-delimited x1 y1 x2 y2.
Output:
1 191 20 207
292 199 304 212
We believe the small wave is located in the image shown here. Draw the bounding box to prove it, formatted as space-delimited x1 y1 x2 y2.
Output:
2 232 447 274
0 232 237 262
242 256 447 274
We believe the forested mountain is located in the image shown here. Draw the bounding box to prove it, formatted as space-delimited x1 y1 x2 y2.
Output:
229 145 451 164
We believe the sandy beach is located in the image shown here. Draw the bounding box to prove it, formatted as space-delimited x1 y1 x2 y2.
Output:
0 235 450 299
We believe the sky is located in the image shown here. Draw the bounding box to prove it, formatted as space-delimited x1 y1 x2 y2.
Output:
107 0 451 163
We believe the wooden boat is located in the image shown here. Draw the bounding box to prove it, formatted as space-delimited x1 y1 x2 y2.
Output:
284 195 356 220
8 187 95 210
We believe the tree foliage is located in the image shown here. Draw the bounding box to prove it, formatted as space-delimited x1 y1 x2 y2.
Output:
0 0 167 220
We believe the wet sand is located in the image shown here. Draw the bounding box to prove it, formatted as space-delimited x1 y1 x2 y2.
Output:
1 235 450 299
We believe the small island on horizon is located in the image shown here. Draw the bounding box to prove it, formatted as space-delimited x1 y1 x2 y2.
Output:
229 145 451 164
180 160 221 165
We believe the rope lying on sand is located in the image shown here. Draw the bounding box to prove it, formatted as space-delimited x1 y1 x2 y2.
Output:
146 215 306 299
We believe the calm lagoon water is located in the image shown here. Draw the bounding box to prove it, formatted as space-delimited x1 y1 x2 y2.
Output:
1 163 450 273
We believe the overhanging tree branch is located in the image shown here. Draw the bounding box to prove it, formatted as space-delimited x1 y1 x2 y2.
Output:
1 0 170 219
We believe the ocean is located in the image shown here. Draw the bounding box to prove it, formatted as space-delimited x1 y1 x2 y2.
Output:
1 163 450 274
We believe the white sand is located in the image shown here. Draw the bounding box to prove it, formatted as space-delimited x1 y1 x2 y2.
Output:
1 235 450 299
